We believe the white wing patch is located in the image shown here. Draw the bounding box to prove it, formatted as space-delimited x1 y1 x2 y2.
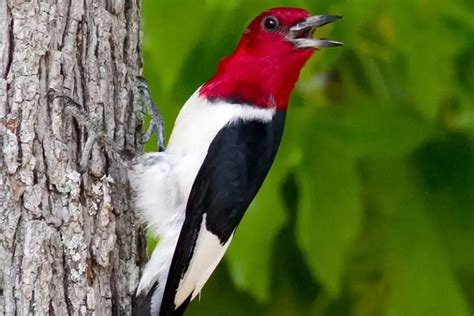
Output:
174 215 233 307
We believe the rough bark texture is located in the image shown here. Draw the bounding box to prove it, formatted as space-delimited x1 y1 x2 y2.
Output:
0 0 145 315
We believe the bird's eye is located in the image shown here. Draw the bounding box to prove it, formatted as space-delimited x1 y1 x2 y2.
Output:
262 16 279 31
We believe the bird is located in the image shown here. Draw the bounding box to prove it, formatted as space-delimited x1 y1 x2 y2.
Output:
130 7 342 316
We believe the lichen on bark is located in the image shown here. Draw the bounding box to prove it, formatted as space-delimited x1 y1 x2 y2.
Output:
0 0 146 315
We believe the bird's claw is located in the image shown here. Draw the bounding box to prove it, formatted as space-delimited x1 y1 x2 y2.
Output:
48 89 128 171
136 77 166 151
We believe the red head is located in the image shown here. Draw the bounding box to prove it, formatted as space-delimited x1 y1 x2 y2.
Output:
200 8 342 110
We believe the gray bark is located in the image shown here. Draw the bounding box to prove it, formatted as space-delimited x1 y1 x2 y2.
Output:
0 0 145 315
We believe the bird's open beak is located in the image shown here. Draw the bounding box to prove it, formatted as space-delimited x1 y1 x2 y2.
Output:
287 15 343 49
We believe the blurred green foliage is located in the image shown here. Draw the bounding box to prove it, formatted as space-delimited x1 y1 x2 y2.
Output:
142 0 474 315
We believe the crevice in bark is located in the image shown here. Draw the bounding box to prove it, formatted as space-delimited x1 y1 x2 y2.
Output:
5 8 13 79
62 249 73 315
10 214 22 263
60 0 72 51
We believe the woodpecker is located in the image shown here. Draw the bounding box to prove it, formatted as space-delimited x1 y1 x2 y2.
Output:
131 7 342 316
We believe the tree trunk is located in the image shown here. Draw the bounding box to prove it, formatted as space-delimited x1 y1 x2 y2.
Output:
0 1 145 315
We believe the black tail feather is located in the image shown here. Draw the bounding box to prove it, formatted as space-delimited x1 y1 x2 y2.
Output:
133 282 191 316
133 282 159 316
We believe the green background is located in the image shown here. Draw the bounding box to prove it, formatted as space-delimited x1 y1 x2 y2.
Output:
141 0 473 315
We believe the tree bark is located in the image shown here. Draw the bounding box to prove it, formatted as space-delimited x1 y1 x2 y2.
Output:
0 0 145 315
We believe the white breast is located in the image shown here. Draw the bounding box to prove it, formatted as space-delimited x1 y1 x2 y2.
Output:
167 88 275 200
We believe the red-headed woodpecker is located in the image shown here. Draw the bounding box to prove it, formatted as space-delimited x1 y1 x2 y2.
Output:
131 7 342 316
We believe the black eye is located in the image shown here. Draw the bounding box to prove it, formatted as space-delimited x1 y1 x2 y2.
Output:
262 16 279 31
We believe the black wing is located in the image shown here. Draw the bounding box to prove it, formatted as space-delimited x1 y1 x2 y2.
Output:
159 111 285 315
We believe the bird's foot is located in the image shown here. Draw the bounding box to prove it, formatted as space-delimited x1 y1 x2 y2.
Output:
136 77 166 151
48 89 130 171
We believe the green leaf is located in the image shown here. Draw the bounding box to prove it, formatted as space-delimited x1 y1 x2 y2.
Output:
296 136 363 297
415 135 474 290
393 2 466 121
186 265 263 316
142 0 208 95
365 161 470 316
311 104 432 158
226 151 289 303
205 0 239 11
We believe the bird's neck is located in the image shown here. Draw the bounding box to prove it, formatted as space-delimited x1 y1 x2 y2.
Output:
200 50 312 110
